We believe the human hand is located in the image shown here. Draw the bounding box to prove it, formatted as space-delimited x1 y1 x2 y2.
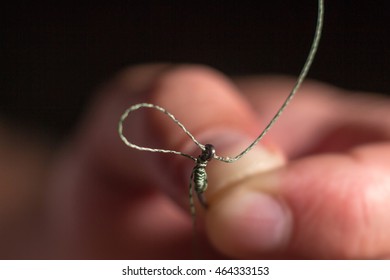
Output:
48 64 390 259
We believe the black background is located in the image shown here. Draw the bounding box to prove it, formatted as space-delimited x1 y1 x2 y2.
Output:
1 1 389 138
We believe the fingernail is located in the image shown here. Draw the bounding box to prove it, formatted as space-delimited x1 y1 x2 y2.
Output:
206 179 292 257
231 189 291 253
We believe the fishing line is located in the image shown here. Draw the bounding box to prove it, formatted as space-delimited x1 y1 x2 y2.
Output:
118 0 324 243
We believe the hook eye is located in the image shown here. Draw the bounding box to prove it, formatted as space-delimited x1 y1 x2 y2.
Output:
199 144 216 162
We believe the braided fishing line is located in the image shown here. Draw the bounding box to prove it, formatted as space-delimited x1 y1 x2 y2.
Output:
118 0 324 241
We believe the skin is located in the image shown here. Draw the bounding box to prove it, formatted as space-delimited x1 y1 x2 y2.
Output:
1 64 390 259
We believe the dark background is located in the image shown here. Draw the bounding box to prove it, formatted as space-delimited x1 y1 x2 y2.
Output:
1 1 389 139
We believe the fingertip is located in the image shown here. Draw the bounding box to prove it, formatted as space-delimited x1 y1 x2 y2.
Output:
197 129 288 258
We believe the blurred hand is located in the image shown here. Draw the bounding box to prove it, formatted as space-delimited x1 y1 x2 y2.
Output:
6 64 390 259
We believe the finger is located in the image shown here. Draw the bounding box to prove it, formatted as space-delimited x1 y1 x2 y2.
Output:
284 143 390 259
235 76 345 157
235 76 390 157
